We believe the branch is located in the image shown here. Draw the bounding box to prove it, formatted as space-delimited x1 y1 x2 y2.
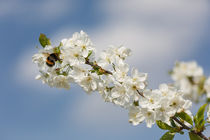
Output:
85 58 112 75
172 116 209 140
85 58 145 97
86 58 207 139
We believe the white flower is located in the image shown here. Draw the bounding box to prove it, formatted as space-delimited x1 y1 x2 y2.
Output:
97 46 131 68
71 30 95 57
113 46 131 60
130 68 147 86
97 49 116 68
129 106 157 128
169 96 186 113
32 45 55 70
141 108 156 128
155 98 174 123
111 84 130 107
76 73 99 94
171 61 204 101
178 78 199 101
32 53 45 68
61 46 86 66
35 71 73 89
60 31 95 66
159 84 176 98
97 75 118 102
128 69 147 94
35 72 51 85
207 105 210 123
125 78 146 104
113 59 129 82
171 61 203 81
53 75 73 89
204 77 210 98
158 84 192 117
139 89 161 109
128 106 145 126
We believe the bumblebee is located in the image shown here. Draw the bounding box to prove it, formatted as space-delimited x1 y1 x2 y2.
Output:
45 53 61 67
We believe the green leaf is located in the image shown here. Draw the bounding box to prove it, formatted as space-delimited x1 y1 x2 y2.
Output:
188 132 202 140
156 120 174 130
133 101 139 106
170 118 177 127
54 47 61 54
53 42 63 54
87 50 93 58
197 76 206 95
188 76 194 84
160 131 175 140
206 98 210 103
39 33 51 48
168 70 173 75
179 131 184 135
176 111 193 126
89 70 96 73
194 104 207 131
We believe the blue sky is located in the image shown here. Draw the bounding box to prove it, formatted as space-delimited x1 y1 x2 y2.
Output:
0 0 210 140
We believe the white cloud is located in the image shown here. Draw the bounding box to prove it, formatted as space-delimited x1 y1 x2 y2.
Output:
100 0 209 24
15 0 209 128
68 93 128 128
15 48 39 87
0 0 77 22
91 0 209 86
96 0 209 60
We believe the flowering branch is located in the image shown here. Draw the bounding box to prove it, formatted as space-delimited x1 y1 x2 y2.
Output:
172 116 208 140
85 57 113 75
32 31 210 140
85 56 145 97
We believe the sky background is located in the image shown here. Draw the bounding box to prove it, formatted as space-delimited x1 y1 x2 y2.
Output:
0 0 210 140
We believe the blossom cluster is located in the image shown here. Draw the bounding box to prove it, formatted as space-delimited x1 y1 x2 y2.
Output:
33 31 198 128
128 84 192 127
170 61 210 102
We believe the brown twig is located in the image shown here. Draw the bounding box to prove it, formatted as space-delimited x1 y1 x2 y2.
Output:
172 116 209 140
85 58 112 75
85 57 208 139
85 58 145 97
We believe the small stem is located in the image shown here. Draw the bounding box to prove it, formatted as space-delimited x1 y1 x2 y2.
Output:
85 54 208 139
85 58 146 98
172 116 191 130
172 116 209 140
137 89 145 97
85 58 112 75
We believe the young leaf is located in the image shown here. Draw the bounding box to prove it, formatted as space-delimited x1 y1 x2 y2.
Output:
197 76 206 95
188 132 202 140
87 50 93 58
207 98 210 103
194 104 207 131
160 131 175 140
170 118 177 127
39 33 51 48
54 43 62 54
156 120 174 130
133 100 139 106
178 131 184 135
176 111 193 126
